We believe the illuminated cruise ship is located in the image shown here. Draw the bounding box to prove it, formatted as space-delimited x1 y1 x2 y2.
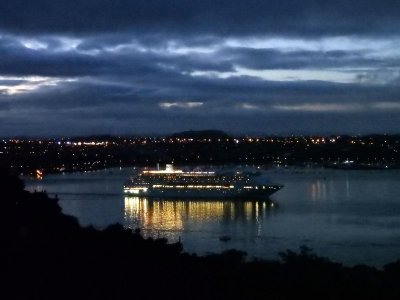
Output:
124 164 282 199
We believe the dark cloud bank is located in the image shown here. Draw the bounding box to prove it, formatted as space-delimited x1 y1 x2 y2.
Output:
1 0 400 37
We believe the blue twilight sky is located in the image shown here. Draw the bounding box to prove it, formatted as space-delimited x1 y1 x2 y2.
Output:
0 0 399 136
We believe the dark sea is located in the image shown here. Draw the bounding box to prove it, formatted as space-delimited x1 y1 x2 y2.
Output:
24 166 400 267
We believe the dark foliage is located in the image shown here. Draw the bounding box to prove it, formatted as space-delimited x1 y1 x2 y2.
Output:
1 168 400 299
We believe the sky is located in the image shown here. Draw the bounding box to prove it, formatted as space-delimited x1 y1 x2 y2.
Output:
0 0 399 136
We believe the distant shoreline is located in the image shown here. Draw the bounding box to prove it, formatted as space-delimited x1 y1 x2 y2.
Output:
2 132 399 176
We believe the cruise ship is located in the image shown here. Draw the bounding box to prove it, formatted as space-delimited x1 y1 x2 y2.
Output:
124 164 282 199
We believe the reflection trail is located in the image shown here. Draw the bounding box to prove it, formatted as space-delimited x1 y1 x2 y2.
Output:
124 197 276 241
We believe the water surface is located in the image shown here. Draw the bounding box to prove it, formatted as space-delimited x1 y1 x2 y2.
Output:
24 167 400 266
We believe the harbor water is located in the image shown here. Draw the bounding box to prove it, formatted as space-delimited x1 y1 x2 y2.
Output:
24 167 400 267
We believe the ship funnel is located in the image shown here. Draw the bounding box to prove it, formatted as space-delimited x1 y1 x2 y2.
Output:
157 163 160 171
165 164 174 171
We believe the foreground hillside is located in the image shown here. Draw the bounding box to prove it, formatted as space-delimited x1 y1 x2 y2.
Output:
1 168 400 299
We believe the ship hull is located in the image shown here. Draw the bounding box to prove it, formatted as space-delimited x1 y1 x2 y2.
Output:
124 185 282 200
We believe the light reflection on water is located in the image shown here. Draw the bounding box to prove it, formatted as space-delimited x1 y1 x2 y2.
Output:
310 180 327 201
124 197 275 239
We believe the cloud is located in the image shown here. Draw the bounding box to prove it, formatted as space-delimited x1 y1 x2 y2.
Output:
0 1 399 135
273 103 363 112
159 102 204 109
0 34 234 78
241 103 259 110
1 1 400 38
221 47 399 70
373 102 400 110
0 76 74 95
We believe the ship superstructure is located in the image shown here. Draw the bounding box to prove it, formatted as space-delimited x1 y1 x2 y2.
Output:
124 164 282 199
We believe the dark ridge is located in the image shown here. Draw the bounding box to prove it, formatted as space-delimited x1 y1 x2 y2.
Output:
169 130 231 139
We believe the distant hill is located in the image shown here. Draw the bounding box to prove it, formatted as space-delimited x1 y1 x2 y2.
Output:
169 130 230 139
